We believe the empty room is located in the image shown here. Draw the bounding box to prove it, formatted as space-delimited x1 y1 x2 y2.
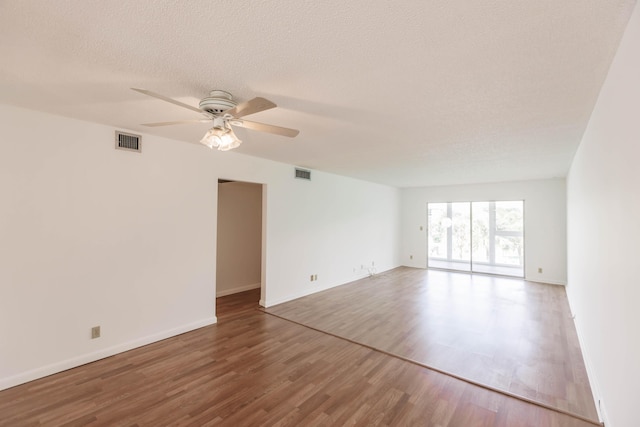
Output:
0 1 638 426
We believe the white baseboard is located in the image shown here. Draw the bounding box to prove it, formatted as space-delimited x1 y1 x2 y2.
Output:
263 266 398 308
216 282 261 297
264 278 362 307
263 281 351 308
524 277 567 286
566 297 607 425
0 316 217 392
262 288 315 308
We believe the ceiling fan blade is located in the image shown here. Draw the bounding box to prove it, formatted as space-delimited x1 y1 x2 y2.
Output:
230 119 299 138
131 88 203 113
226 97 276 118
141 119 211 127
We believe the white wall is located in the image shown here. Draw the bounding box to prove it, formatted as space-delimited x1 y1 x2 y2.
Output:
566 3 640 426
216 181 262 297
261 165 401 306
0 107 217 390
0 104 401 390
401 179 567 284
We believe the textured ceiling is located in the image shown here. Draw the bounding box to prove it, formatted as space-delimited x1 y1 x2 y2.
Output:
0 0 635 187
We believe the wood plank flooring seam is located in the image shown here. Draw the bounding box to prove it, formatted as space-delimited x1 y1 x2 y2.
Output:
259 308 603 427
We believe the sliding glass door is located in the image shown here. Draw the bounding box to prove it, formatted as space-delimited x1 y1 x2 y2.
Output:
427 203 471 272
471 201 524 276
428 201 524 277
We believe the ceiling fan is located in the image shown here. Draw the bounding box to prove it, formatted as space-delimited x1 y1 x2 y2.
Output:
131 88 299 151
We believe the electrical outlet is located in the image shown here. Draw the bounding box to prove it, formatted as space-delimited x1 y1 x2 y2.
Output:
410 255 413 260
538 267 543 273
91 326 101 339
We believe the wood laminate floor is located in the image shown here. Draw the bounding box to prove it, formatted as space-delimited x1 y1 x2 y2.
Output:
265 267 598 422
0 275 599 426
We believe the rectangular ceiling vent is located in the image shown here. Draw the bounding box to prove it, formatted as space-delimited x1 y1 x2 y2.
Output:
295 168 311 181
115 131 141 153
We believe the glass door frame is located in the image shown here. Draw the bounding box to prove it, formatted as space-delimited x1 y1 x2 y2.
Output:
426 200 525 278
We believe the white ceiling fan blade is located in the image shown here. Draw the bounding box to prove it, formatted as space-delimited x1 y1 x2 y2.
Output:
141 119 211 127
230 119 299 138
226 97 276 118
131 88 203 113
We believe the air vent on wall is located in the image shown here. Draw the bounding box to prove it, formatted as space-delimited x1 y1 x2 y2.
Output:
295 168 311 180
115 131 141 152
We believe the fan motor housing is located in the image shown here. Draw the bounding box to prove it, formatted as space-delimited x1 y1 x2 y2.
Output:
199 90 237 115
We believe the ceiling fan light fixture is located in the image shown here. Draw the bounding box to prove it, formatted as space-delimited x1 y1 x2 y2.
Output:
200 126 242 151
132 88 298 148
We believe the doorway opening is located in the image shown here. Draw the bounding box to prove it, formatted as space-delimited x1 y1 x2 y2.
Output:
216 179 264 320
427 201 524 277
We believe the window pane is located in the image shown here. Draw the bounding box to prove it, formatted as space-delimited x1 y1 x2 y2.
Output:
451 202 470 262
428 203 447 259
495 235 524 266
472 202 490 263
427 202 470 272
495 201 523 232
471 200 524 277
